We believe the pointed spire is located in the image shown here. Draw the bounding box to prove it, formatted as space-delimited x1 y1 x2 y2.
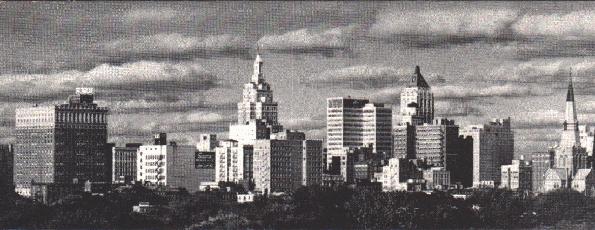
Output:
409 65 430 88
566 68 574 102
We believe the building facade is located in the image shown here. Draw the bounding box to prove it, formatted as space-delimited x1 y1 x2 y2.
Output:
112 143 141 184
531 151 554 193
500 159 532 192
14 88 109 197
0 144 13 188
543 168 569 192
327 97 392 155
215 140 254 184
571 169 595 196
461 118 514 188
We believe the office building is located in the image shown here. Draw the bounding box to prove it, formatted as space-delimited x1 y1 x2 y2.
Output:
400 66 434 125
195 150 216 184
232 53 283 143
253 139 322 193
375 158 411 192
461 118 514 188
0 144 13 187
136 136 204 192
327 97 392 155
500 159 532 192
215 140 254 184
531 151 554 193
112 143 141 184
14 88 109 197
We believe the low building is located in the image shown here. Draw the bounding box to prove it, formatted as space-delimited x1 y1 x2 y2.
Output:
237 192 255 203
112 143 141 184
132 202 157 214
543 168 569 192
500 159 532 192
423 167 450 190
571 168 595 196
376 158 409 192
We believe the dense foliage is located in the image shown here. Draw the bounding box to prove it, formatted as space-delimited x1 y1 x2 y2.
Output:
1 185 595 229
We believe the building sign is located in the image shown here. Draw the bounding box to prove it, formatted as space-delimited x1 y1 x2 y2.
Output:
195 152 215 169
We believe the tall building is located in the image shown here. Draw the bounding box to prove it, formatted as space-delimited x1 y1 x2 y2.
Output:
112 143 141 184
235 53 283 133
14 88 109 197
326 97 392 155
215 140 253 184
197 134 217 152
414 118 460 169
500 159 532 192
0 144 13 188
400 66 434 125
531 151 554 193
136 137 203 192
461 118 514 188
253 139 322 193
195 150 216 185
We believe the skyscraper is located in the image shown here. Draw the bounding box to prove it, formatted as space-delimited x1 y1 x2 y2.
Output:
400 66 434 126
461 118 514 188
326 97 392 155
14 88 109 197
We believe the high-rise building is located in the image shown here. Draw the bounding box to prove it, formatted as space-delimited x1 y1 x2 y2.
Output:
413 118 460 168
112 143 141 184
500 159 532 192
234 53 283 134
326 97 392 155
136 139 203 192
14 88 109 197
0 144 13 188
197 134 217 152
195 151 216 185
400 66 434 126
215 140 253 184
531 151 554 193
461 118 514 188
253 139 322 193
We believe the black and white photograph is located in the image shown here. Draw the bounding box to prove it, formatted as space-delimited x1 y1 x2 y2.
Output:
0 1 594 229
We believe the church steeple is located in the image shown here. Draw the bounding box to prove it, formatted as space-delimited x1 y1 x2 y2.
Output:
561 68 580 149
566 69 575 102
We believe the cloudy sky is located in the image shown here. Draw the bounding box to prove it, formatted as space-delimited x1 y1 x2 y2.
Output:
0 2 594 156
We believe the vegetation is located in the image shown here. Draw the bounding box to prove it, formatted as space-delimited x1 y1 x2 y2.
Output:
1 185 595 229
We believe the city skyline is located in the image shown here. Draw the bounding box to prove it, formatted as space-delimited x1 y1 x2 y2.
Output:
0 2 594 156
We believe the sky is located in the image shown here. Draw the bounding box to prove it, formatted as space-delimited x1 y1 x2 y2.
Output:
0 2 594 156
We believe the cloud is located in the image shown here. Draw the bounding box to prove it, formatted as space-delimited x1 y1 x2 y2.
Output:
258 25 359 57
124 8 182 24
99 33 252 62
0 61 218 102
369 8 519 47
433 84 546 99
309 65 445 89
512 11 595 40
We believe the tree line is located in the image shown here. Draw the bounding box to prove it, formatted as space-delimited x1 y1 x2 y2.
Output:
1 184 595 229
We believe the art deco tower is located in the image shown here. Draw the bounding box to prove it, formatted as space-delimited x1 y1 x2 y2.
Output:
400 66 434 125
237 53 281 130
